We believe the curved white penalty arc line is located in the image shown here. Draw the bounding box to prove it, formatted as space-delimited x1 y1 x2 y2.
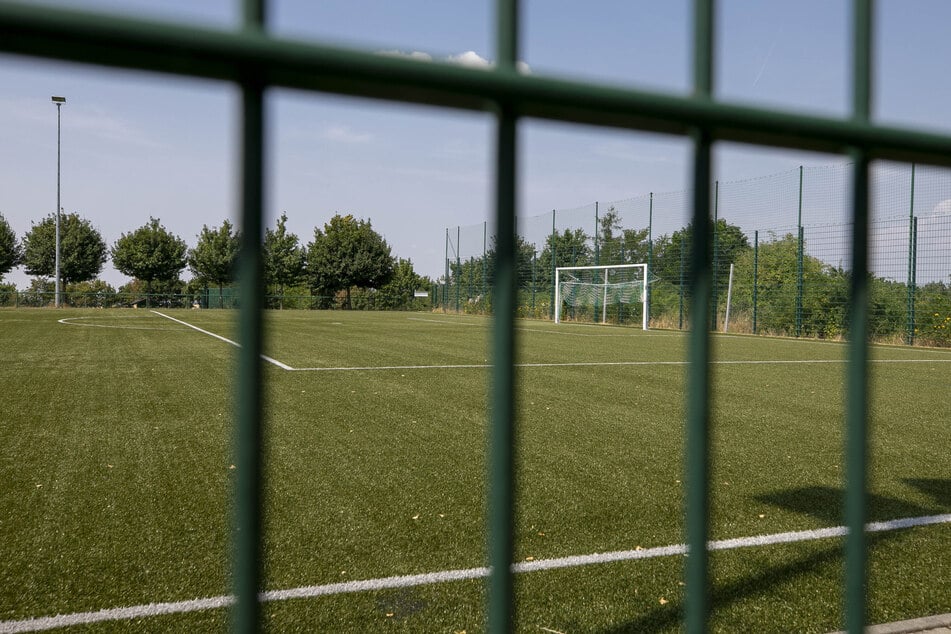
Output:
57 317 184 331
150 311 293 371
2 513 948 632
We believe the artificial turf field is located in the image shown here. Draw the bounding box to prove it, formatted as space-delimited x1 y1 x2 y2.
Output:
0 308 948 633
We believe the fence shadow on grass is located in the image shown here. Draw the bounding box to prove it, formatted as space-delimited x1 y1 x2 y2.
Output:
599 538 856 633
599 483 944 633
902 478 951 511
755 485 942 525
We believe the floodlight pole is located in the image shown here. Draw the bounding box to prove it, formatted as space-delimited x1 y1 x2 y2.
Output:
52 96 66 307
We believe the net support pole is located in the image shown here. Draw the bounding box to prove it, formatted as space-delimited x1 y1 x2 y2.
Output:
723 262 734 333
647 192 653 322
550 209 556 319
554 267 561 323
642 262 649 330
905 164 916 345
796 165 804 337
753 230 759 334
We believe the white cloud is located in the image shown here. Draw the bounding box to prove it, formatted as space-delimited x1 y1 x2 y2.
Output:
322 125 372 144
378 50 433 62
932 199 951 215
378 49 530 73
448 51 491 69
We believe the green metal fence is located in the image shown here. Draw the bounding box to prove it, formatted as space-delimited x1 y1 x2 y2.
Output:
3 1 951 632
437 162 951 346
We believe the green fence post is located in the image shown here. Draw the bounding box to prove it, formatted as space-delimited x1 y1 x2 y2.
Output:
909 216 917 343
844 1 872 631
531 249 536 314
647 192 654 322
796 166 804 337
550 209 556 319
456 226 461 313
797 225 804 336
231 1 266 631
684 0 714 630
483 220 488 312
594 201 600 266
487 0 519 629
753 230 759 334
906 164 916 345
468 256 474 305
710 179 719 331
679 241 686 330
444 228 450 313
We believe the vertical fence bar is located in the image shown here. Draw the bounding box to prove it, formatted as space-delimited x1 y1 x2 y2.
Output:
456 225 461 313
550 210 556 319
753 230 759 334
594 201 600 265
844 1 872 632
487 0 519 630
796 165 804 337
444 228 450 313
906 164 916 345
483 221 489 309
685 0 715 631
647 192 654 323
531 250 536 313
232 1 266 631
679 243 686 330
910 215 917 342
710 180 719 330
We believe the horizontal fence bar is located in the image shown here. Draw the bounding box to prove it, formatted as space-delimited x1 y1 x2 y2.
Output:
3 3 951 166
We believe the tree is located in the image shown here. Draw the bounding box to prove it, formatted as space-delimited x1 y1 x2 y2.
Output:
66 279 116 308
538 228 592 275
732 232 848 338
188 220 240 301
597 206 650 266
0 212 20 279
651 217 750 290
377 258 426 309
307 214 395 309
264 212 305 307
111 217 187 295
21 212 107 284
483 234 536 290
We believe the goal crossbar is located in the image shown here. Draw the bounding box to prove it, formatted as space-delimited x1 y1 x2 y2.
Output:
554 263 649 329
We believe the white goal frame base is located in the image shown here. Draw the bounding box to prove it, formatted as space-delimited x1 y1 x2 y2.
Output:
554 263 649 330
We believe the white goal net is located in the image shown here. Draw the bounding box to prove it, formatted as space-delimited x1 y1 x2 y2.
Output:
554 263 649 329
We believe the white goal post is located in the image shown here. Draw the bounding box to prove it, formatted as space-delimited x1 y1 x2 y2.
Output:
554 263 649 329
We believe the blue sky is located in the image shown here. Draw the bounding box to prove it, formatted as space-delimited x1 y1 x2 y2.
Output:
2 0 951 287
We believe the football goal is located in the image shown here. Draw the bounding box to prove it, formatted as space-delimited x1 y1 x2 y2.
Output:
554 263 649 329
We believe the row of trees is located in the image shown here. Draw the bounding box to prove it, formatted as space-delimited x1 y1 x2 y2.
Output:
441 206 951 345
0 211 428 309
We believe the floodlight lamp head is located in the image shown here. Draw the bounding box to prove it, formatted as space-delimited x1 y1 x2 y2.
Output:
51 96 66 103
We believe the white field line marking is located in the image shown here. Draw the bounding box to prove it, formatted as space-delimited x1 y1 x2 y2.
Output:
58 316 183 331
290 358 951 372
3 513 948 632
150 311 294 371
517 327 641 337
406 317 481 326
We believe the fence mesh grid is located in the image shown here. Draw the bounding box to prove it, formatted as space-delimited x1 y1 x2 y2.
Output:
437 162 951 346
4 0 951 632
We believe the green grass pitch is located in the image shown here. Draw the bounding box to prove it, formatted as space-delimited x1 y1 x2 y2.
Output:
0 308 948 632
